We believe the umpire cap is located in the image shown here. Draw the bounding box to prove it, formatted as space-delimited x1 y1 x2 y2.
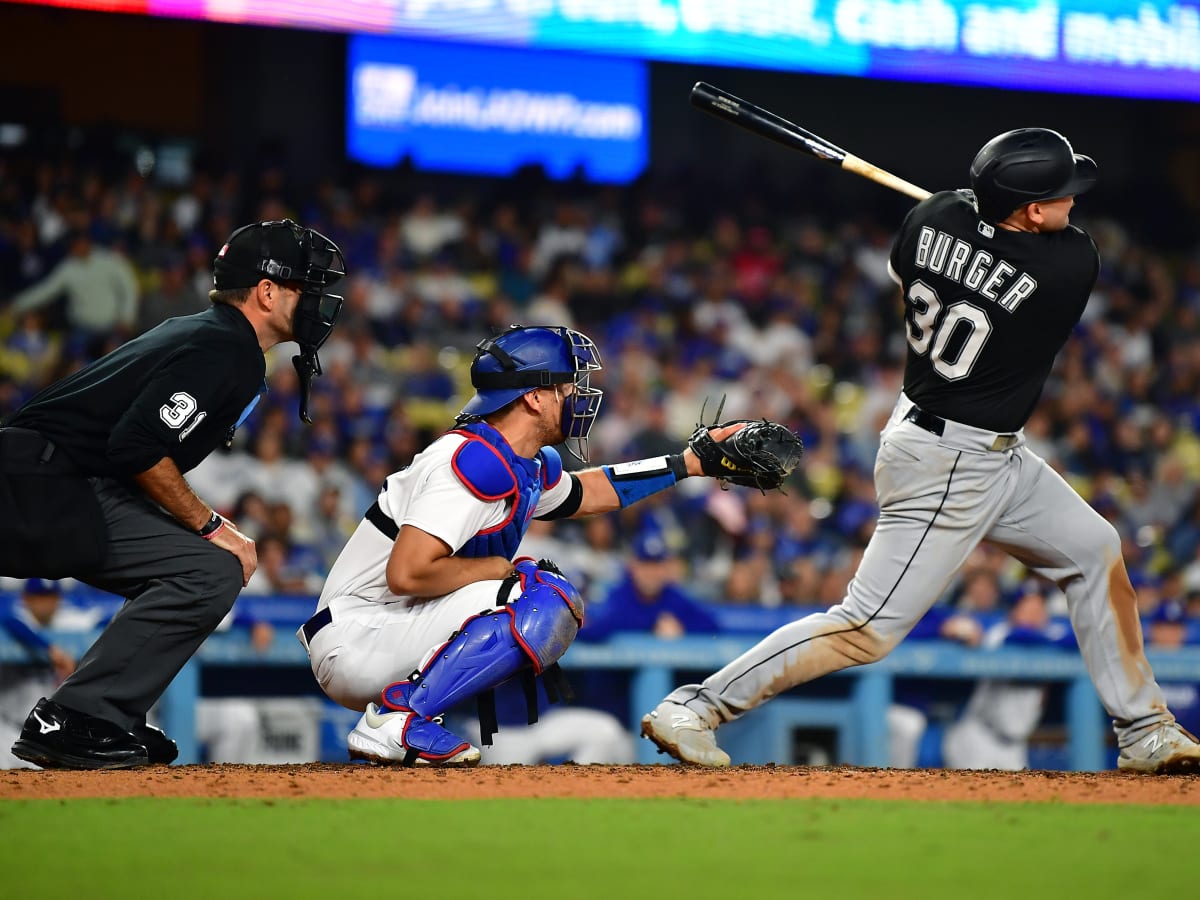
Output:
213 218 344 293
969 128 1098 223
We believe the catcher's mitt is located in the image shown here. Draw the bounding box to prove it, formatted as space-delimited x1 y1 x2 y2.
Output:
689 418 804 492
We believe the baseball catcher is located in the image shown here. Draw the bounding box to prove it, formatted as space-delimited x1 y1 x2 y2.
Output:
296 325 801 766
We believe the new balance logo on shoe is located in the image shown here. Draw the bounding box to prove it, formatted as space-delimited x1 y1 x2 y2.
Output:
641 701 732 767
32 711 61 735
1142 732 1163 754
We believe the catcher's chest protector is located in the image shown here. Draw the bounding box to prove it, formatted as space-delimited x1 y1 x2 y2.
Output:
450 422 561 560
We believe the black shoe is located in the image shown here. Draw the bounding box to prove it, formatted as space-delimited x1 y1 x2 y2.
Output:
132 723 179 765
11 698 149 770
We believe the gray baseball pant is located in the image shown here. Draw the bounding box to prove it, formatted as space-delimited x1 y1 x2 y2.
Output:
52 477 244 730
668 400 1172 749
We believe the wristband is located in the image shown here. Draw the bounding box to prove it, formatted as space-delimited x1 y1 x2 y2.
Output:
197 512 224 540
602 455 688 508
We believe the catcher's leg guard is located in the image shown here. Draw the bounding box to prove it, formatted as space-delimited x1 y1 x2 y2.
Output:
382 562 584 738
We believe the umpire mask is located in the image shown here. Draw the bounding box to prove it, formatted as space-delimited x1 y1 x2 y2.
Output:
214 219 347 424
289 227 346 424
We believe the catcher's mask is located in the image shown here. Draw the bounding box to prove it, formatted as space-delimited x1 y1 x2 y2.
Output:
213 218 346 424
457 325 603 462
969 127 1097 223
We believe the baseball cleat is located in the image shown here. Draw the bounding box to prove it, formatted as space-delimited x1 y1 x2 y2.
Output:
11 697 150 770
348 702 481 767
1117 722 1200 774
640 701 730 767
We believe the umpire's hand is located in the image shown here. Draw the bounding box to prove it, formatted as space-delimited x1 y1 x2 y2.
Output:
209 516 258 586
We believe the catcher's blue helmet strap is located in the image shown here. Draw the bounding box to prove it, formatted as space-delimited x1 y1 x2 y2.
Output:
470 334 574 390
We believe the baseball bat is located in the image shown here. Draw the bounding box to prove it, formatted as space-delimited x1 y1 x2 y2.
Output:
689 82 932 202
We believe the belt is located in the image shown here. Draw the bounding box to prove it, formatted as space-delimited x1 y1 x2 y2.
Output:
903 406 945 437
301 606 332 645
903 405 1020 452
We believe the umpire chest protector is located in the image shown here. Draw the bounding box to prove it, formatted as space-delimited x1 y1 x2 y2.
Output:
450 422 562 560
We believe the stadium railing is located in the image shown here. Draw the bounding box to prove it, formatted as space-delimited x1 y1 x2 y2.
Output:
7 628 1200 770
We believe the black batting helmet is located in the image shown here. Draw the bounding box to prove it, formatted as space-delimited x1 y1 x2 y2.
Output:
969 128 1098 223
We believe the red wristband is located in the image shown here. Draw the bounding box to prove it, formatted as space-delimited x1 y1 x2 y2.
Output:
197 512 224 540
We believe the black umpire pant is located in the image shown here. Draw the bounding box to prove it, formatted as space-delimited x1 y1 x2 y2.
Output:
53 478 244 730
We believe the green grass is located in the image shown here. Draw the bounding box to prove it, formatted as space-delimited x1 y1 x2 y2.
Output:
1 798 1195 899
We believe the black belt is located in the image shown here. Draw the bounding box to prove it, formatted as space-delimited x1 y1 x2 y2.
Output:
365 500 399 541
302 606 332 644
904 405 1019 451
903 406 946 437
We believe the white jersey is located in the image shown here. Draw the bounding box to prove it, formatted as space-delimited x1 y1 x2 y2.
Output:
318 433 573 608
956 622 1047 742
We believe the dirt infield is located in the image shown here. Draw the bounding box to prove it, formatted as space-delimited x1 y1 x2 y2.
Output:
4 763 1198 805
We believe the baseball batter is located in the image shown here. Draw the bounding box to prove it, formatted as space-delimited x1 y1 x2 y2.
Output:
642 127 1200 774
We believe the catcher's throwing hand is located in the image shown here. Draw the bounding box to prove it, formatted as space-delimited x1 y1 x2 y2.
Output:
684 419 804 491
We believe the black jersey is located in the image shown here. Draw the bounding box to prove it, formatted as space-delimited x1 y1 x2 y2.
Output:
7 304 265 477
888 190 1099 433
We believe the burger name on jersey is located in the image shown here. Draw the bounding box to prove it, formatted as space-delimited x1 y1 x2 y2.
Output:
912 226 1037 314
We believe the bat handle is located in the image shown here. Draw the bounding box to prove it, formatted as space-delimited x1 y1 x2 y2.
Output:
842 154 932 201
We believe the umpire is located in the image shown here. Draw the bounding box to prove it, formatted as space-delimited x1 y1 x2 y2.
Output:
4 218 345 770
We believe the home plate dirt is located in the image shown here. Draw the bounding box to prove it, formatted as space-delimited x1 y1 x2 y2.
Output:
3 764 1198 804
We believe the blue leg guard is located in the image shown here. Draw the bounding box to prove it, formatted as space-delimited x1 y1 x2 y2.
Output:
382 561 584 724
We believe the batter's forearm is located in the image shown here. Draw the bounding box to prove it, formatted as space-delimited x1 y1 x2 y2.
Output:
132 457 212 532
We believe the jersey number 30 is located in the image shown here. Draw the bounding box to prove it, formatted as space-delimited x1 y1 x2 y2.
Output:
905 280 992 381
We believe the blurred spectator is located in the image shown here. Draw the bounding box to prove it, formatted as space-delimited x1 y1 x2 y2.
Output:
451 681 636 766
942 585 1075 771
580 531 719 642
135 252 208 333
243 533 325 596
6 228 138 350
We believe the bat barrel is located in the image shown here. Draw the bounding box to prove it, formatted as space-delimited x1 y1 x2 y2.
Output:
690 82 848 163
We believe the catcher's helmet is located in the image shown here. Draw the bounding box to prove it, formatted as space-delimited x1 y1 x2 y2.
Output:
458 325 603 461
969 128 1098 223
214 219 346 423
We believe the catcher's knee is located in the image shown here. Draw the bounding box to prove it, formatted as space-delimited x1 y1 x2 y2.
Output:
386 561 584 719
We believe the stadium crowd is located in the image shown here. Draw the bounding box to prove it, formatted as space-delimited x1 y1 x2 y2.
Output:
2 147 1200 662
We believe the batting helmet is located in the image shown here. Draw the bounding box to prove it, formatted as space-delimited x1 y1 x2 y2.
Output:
458 325 603 461
969 128 1098 223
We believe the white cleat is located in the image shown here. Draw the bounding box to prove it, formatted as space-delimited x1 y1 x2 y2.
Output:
1117 722 1200 775
640 701 730 767
348 703 481 768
